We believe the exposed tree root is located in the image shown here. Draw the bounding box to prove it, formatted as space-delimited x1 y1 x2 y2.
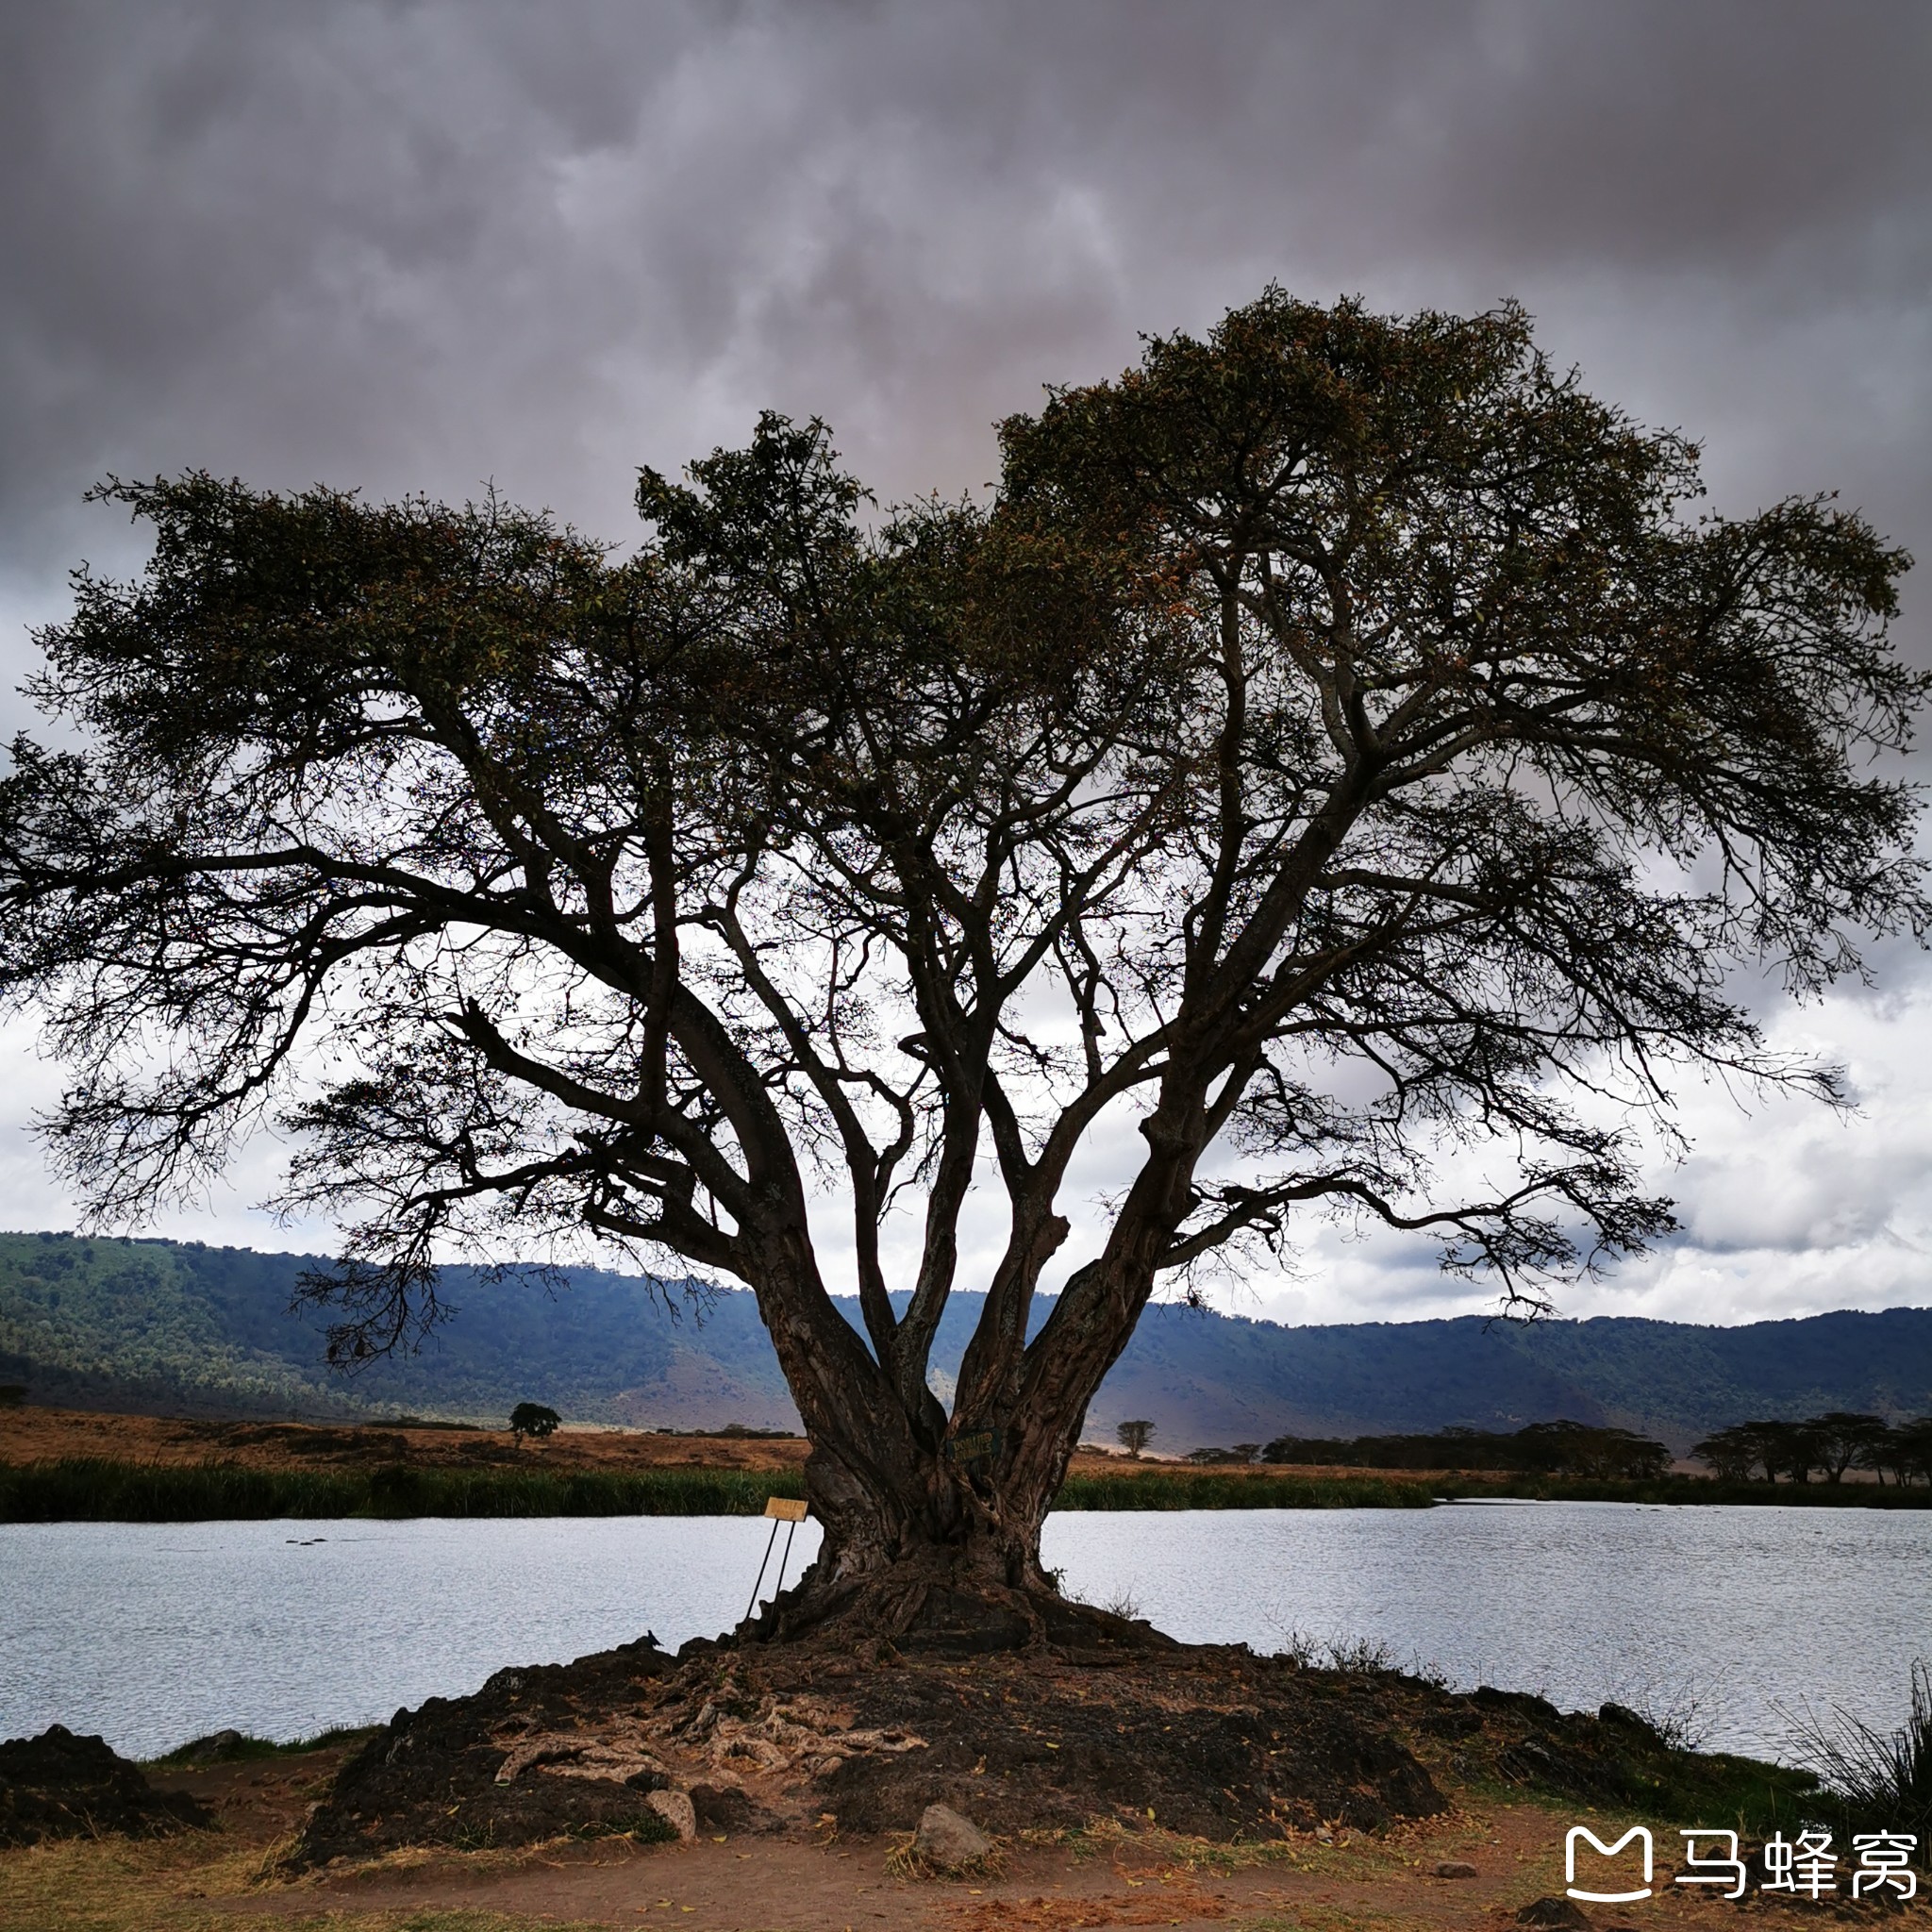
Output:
291 1617 1451 1867
291 1584 1818 1872
740 1559 1177 1657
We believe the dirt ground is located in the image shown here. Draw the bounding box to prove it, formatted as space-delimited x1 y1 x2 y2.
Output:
0 1405 1423 1483
0 1405 815 1473
3 1740 1907 1932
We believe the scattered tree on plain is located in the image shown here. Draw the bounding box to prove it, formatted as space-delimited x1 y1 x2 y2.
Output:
0 291 1923 1640
1690 1423 1764 1483
1263 1420 1669 1479
1693 1413 1932 1485
1115 1421 1157 1459
1807 1411 1893 1483
509 1401 560 1442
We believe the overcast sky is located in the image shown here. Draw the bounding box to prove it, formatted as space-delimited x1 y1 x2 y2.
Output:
2 0 1929 1328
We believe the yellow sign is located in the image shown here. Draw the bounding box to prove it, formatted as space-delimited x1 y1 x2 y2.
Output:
764 1496 808 1521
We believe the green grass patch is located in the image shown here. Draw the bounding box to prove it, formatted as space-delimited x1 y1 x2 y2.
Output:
0 1456 1443 1522
145 1724 376 1768
35 1458 1917 1523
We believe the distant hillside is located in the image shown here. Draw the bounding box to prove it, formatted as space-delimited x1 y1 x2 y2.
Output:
0 1233 778 1428
2 1230 1929 1451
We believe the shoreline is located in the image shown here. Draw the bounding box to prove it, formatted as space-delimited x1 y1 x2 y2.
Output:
3 1626 1867 1932
5 1406 1926 1521
0 1457 1433 1521
2 1453 1928 1521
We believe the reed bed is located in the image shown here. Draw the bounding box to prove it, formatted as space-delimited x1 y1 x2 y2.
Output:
1436 1474 1932 1507
0 1457 1438 1522
7 1457 1928 1522
0 1457 805 1522
1054 1471 1433 1509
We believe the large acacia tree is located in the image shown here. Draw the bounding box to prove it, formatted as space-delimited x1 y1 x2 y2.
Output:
0 293 1921 1636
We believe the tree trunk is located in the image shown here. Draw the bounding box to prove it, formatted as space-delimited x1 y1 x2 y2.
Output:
737 1222 1178 1651
758 1424 1071 1644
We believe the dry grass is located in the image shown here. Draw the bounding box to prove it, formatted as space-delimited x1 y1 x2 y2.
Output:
943 1880 1235 1929
1010 1811 1395 1876
884 1829 1009 1883
0 1827 608 1932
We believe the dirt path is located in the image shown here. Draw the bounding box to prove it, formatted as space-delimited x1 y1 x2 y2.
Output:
237 1794 1870 1932
6 1739 1908 1932
262 1810 1519 1931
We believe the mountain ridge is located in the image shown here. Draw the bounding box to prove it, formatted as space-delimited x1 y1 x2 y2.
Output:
2 1231 1929 1452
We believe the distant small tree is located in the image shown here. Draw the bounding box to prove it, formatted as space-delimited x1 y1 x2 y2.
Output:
1691 1424 1761 1483
1513 1419 1670 1480
1262 1434 1357 1465
1895 1416 1932 1487
1757 1419 1824 1484
509 1401 560 1442
1854 1424 1906 1487
1230 1442 1260 1464
1807 1411 1890 1483
1116 1419 1155 1459
1740 1421 1789 1482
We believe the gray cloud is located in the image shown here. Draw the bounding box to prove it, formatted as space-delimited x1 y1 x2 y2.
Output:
5 3 1927 548
1 0 1928 1317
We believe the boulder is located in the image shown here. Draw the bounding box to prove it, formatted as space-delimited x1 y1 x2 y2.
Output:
169 1729 249 1766
645 1788 697 1841
690 1783 754 1834
1518 1899 1591 1929
912 1801 992 1872
1596 1703 1662 1743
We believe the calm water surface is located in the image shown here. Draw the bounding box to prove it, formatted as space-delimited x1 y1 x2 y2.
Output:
2 1503 1925 1762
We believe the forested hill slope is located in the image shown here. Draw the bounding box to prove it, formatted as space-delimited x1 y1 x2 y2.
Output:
2 1230 1929 1452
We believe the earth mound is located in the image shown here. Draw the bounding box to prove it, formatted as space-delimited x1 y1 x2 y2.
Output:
0 1724 211 1848
294 1626 1451 1866
292 1624 1797 1870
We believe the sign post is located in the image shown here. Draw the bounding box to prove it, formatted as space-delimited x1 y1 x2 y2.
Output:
746 1495 809 1621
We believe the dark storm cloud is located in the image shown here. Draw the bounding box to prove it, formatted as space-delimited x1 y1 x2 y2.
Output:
2 0 1929 1310
3 0 1926 580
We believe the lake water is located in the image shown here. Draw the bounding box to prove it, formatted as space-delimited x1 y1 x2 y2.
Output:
3 1503 1927 1764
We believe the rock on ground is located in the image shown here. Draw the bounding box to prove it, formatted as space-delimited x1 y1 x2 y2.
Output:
163 1729 250 1767
646 1788 697 1840
912 1801 992 1872
0 1725 210 1848
1519 1899 1593 1929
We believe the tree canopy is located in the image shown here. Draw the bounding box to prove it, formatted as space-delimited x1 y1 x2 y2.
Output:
509 1401 560 1441
0 290 1920 1630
